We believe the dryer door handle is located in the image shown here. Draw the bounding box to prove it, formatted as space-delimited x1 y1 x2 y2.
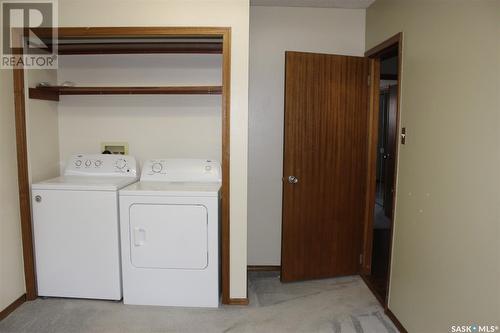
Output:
133 227 146 247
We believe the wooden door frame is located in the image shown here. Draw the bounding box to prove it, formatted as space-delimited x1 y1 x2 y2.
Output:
12 27 233 304
361 32 403 307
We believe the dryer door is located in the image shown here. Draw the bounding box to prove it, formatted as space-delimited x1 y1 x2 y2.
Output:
129 204 208 269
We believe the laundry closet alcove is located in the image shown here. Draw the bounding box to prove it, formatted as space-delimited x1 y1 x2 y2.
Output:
12 27 233 304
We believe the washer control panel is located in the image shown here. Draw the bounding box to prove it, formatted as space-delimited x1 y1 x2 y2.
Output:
65 154 138 177
141 159 221 182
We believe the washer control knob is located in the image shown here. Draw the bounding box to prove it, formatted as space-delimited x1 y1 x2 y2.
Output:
95 160 102 167
85 160 92 167
75 160 82 167
152 162 163 173
115 159 127 170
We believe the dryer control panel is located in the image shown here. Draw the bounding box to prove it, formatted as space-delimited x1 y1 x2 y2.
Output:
141 159 221 182
64 154 138 177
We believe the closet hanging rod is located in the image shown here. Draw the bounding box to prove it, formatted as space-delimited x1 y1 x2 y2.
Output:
29 86 223 101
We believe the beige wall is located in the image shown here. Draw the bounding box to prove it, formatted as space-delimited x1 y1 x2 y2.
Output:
366 0 500 331
0 32 59 317
57 54 222 168
57 0 249 298
248 6 365 265
0 71 26 310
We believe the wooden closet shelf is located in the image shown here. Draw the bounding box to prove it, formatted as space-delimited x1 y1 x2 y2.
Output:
29 86 223 101
55 42 223 55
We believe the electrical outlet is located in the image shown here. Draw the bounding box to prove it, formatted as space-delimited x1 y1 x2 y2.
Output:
101 142 128 155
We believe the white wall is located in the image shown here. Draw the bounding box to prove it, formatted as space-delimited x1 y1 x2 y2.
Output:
26 70 60 183
0 69 26 310
248 6 365 265
57 0 249 298
57 54 222 168
366 0 500 330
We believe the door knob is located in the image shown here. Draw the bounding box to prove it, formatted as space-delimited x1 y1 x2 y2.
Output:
288 176 299 184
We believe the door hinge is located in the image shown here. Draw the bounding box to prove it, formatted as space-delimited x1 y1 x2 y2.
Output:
359 254 363 264
367 74 371 86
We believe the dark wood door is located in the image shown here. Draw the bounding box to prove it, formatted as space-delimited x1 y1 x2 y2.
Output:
281 52 370 282
383 85 398 218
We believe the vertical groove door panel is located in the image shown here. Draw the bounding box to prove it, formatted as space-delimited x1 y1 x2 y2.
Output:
282 52 370 282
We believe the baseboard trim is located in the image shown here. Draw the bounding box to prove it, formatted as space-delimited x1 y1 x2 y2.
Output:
360 275 407 332
360 274 385 306
247 265 281 272
0 294 26 321
385 308 408 333
227 297 249 305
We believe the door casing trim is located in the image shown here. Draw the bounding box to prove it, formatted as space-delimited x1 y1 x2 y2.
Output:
361 32 403 310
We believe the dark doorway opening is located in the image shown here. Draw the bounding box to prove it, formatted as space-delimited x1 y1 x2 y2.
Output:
369 66 398 302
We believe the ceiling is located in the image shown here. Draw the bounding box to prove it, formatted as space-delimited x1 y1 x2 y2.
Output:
250 0 376 9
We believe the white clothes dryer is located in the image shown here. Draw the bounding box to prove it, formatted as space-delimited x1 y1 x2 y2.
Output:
119 159 221 308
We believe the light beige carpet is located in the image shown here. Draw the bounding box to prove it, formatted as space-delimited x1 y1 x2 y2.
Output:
0 272 397 333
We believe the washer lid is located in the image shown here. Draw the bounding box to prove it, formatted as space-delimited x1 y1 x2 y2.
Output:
32 175 138 191
119 181 221 197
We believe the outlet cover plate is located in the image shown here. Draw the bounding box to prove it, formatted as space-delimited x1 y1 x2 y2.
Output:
101 142 128 155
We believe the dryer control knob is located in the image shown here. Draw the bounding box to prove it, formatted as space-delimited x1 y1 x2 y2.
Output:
152 162 163 173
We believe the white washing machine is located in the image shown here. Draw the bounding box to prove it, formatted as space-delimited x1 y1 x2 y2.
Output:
31 154 138 300
119 159 221 308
